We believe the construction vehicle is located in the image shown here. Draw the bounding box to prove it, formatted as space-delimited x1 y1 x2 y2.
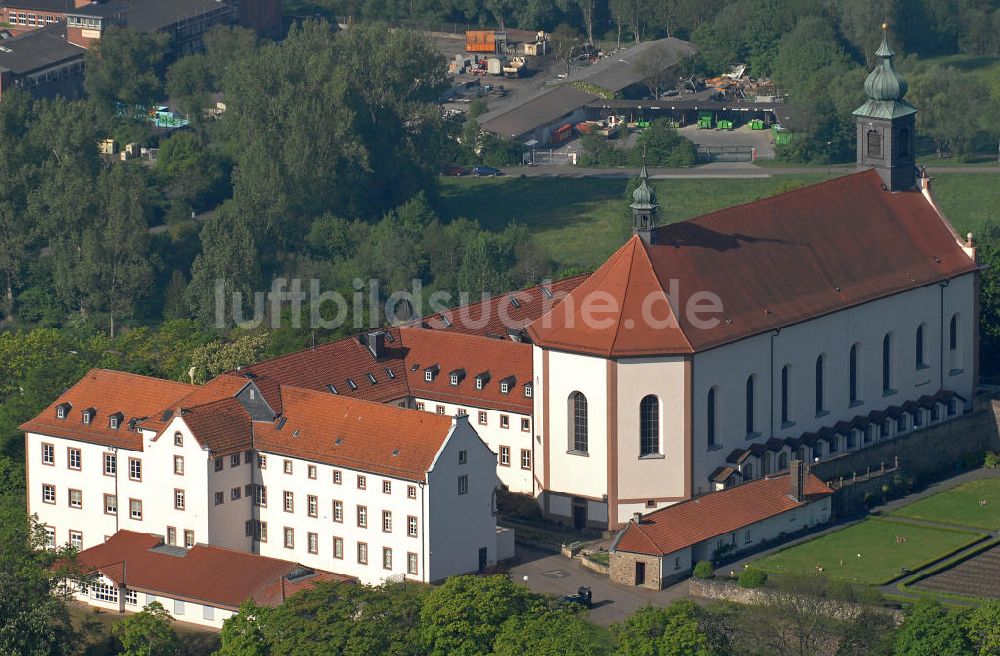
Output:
502 56 526 78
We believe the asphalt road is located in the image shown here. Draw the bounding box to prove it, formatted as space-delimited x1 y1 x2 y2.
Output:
507 545 689 626
500 162 1000 179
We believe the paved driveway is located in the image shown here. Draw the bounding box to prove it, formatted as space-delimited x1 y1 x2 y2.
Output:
508 546 689 626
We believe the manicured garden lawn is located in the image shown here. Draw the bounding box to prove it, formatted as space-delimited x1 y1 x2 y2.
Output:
753 518 983 585
926 173 1000 238
891 479 1000 531
437 174 832 270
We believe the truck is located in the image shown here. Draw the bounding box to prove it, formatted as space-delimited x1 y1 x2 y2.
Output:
502 56 526 77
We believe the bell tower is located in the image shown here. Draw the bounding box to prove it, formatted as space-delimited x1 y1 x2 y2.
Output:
853 24 917 191
630 161 658 244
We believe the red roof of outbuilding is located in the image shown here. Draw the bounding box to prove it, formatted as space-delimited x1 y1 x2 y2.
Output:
75 531 352 610
614 473 832 556
19 369 193 450
252 386 457 481
529 171 977 356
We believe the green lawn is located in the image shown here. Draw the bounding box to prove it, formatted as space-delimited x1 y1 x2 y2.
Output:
891 479 1000 531
753 518 983 585
437 174 832 270
437 171 999 270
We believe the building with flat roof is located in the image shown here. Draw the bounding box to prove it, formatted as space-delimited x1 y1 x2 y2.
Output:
0 24 84 99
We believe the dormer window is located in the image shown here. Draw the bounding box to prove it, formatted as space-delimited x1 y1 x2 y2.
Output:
499 377 514 395
82 408 95 425
424 364 439 382
449 369 465 386
524 384 533 398
501 382 509 394
476 378 483 390
55 403 71 420
475 371 490 390
109 413 124 430
450 374 458 385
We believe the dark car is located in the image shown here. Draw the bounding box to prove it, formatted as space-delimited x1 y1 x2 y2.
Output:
444 166 467 176
473 165 503 177
561 586 593 608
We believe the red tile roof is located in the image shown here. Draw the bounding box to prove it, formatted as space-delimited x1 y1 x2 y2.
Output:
529 171 978 356
75 531 352 609
19 369 193 450
179 398 253 455
399 326 533 414
253 386 457 481
614 473 832 556
141 375 250 432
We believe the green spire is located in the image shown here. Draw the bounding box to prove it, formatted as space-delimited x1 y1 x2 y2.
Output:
853 25 916 120
630 161 657 211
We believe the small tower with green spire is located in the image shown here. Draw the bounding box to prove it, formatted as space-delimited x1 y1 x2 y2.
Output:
630 159 658 244
853 23 917 191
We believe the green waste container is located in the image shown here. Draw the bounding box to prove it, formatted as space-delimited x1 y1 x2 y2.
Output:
750 119 764 130
697 112 713 129
717 119 733 130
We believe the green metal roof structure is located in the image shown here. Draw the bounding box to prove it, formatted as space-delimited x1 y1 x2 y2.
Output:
630 163 657 211
853 27 917 120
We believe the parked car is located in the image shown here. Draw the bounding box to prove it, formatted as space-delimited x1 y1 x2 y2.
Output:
473 165 503 176
444 166 467 176
561 586 593 608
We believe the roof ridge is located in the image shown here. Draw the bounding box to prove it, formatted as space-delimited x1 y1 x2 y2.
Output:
633 236 695 353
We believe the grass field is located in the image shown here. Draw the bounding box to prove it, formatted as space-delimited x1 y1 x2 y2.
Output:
752 518 983 585
438 171 999 270
891 479 1000 531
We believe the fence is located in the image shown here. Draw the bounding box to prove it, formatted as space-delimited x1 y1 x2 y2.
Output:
696 145 755 163
826 457 901 490
524 150 578 165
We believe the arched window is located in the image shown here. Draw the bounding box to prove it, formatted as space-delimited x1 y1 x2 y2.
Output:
815 355 825 416
849 343 859 404
780 366 790 425
707 387 717 447
867 129 882 158
898 128 910 158
639 395 659 456
570 392 588 453
882 333 893 393
745 376 756 436
916 324 926 368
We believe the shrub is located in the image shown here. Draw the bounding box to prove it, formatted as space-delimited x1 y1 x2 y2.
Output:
985 452 1000 469
738 568 768 589
693 560 714 579
495 488 543 522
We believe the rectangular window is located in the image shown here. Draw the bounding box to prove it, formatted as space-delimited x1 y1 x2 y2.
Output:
307 532 318 554
128 458 142 482
104 494 117 515
407 552 418 575
333 500 343 522
184 530 194 548
174 489 185 511
68 448 81 470
333 469 342 484
103 453 116 476
129 499 142 520
231 453 240 468
357 475 366 490
284 527 294 549
214 491 224 505
258 454 267 469
382 480 391 494
69 530 82 550
478 411 487 426
500 415 510 429
254 485 267 507
407 515 418 537
382 510 392 533
203 606 215 621
436 405 445 415
458 450 467 465
231 487 241 501
44 526 55 548
245 450 253 464
175 599 185 615
383 547 393 570
333 536 344 559
92 580 117 602
458 474 468 495
174 432 183 447
308 464 317 479
407 485 417 499
125 589 138 606
307 495 318 518
214 457 223 472
521 418 530 432
283 460 293 475
42 484 56 504
416 402 425 411
358 542 368 565
357 505 367 528
284 491 294 513
499 446 510 467
520 449 531 470
174 455 184 475
69 488 82 509
745 529 751 544
167 527 176 545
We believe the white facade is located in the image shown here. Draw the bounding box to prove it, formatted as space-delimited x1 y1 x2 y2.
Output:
248 417 497 585
73 576 234 630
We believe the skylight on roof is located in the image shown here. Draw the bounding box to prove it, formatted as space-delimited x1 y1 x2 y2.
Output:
542 286 553 299
440 314 452 328
346 378 358 390
385 367 396 379
367 373 377 384
327 384 338 394
509 296 521 309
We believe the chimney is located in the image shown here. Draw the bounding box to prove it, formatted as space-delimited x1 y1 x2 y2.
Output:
365 331 385 359
789 459 805 503
632 512 642 525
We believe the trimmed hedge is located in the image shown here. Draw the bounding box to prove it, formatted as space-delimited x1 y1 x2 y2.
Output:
693 560 714 579
739 568 768 588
